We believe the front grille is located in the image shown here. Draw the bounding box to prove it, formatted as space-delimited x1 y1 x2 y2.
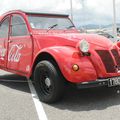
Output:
111 49 120 66
96 50 116 73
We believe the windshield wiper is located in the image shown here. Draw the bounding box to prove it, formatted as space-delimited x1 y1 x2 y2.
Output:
66 25 75 29
47 24 58 32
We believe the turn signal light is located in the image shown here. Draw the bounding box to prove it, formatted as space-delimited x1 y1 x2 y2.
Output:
72 64 79 71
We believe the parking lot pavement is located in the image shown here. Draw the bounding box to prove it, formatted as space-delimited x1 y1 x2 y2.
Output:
1 70 120 120
43 87 120 120
0 70 39 120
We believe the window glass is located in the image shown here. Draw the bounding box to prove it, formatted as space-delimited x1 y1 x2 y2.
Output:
0 18 9 38
11 15 28 36
28 16 74 30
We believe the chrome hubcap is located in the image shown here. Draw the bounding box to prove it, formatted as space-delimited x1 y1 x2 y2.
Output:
45 78 51 87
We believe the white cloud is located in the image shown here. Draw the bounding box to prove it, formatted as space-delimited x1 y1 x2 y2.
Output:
0 0 120 27
86 0 113 15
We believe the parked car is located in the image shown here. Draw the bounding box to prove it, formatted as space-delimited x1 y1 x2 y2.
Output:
0 10 120 103
97 31 120 42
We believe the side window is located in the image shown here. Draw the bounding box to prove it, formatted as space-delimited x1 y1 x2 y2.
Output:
11 15 28 36
0 18 9 38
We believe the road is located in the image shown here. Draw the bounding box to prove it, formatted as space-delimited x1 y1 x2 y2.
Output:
0 70 120 120
0 70 39 120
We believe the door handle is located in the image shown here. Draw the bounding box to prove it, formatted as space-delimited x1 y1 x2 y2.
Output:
8 40 13 43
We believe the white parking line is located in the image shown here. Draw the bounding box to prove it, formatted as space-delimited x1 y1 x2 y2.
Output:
0 79 27 82
28 79 48 120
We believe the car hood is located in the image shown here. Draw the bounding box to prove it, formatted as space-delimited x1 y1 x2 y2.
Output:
33 31 113 49
55 33 113 48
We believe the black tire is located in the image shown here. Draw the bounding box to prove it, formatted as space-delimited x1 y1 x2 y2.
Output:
34 60 65 103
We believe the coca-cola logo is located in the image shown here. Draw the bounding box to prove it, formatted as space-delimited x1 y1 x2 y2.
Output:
8 44 23 62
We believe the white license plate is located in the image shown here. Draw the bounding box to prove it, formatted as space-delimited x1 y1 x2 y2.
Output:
108 77 120 87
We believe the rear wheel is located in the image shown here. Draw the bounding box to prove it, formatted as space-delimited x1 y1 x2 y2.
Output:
34 60 65 103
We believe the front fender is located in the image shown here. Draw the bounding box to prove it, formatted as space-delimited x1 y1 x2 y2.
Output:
34 46 97 83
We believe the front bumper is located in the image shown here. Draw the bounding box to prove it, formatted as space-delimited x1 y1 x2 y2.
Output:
76 77 120 89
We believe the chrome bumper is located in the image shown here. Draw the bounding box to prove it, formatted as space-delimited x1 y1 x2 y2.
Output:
76 77 120 89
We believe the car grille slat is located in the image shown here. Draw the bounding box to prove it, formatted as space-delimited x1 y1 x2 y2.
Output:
96 50 116 73
111 49 120 66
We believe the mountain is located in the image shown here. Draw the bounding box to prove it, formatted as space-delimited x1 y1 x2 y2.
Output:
78 23 120 30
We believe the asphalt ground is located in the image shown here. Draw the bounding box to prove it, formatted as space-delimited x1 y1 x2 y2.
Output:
0 70 39 120
43 87 120 120
0 70 120 120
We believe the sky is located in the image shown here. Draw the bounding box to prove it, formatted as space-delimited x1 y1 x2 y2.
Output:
0 0 120 27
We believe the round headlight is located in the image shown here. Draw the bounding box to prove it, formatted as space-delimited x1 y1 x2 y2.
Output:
79 39 89 53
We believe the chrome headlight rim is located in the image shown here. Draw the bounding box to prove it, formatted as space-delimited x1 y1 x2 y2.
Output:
79 39 90 53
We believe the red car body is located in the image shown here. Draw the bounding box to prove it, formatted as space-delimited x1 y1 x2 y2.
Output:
0 10 120 82
0 10 120 102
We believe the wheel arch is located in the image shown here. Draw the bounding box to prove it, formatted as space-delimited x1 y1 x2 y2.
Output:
31 51 65 80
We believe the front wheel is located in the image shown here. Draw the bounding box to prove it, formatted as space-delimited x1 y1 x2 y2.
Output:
34 60 65 103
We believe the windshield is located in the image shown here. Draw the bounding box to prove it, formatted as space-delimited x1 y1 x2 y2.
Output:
28 15 75 30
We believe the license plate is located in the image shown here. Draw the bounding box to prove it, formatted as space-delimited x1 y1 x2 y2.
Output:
108 77 120 87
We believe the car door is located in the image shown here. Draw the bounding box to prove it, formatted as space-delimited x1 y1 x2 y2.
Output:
7 14 33 74
0 16 10 68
